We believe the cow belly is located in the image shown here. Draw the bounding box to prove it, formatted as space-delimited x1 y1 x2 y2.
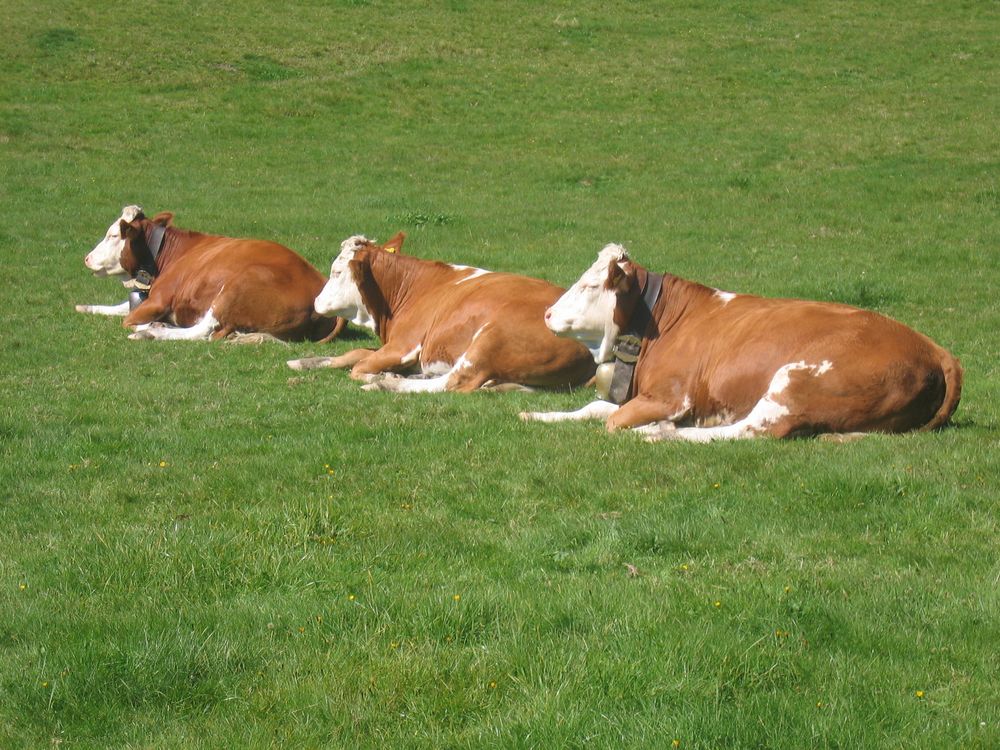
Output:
173 266 325 337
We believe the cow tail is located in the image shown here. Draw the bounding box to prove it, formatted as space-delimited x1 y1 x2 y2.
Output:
923 349 963 431
315 315 347 343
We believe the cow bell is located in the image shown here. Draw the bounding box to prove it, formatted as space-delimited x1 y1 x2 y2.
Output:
128 290 148 311
595 362 615 401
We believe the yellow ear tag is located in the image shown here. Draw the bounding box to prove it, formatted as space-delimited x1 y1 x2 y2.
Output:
385 246 397 253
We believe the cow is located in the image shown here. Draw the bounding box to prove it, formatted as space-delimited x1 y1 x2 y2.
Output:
286 234 596 392
520 243 963 441
78 206 344 342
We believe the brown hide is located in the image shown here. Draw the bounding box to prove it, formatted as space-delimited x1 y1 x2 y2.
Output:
606 260 962 436
119 216 343 342
345 238 595 390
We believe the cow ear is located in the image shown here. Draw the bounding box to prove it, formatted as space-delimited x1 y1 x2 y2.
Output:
150 211 174 227
382 232 405 254
119 219 139 238
607 259 635 293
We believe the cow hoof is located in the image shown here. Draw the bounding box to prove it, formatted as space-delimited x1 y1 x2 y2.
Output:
128 329 154 340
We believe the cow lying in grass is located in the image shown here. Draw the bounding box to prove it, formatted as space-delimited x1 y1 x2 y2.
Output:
521 243 963 441
286 234 595 392
78 206 344 342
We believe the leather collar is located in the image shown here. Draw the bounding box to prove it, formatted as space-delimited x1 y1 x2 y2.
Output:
132 223 166 289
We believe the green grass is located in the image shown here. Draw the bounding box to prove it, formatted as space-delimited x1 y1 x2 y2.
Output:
2 1 999 747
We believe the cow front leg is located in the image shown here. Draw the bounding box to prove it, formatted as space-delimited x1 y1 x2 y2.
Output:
605 395 691 432
519 399 620 423
348 346 418 382
123 298 169 328
76 301 130 316
287 348 374 371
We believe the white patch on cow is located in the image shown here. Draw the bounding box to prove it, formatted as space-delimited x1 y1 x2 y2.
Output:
127 307 220 341
676 395 693 418
450 264 491 284
545 243 629 363
519 399 620 423
648 360 834 443
75 301 130 316
400 344 422 365
714 290 736 304
84 205 143 278
470 322 489 342
422 360 453 376
315 235 375 331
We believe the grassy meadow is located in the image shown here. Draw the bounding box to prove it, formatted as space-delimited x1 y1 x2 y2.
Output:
2 1 999 747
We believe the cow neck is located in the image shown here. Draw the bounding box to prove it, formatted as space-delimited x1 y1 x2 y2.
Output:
605 272 718 403
363 250 420 341
606 266 665 404
651 273 714 336
364 251 479 341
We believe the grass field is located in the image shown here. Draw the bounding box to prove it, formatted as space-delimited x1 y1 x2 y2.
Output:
2 1 999 747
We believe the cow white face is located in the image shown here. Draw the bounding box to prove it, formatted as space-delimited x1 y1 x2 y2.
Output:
315 235 376 331
84 205 143 277
545 244 629 363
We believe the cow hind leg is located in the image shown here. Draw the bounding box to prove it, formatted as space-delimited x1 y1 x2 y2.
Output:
645 361 835 443
128 308 220 341
362 358 492 393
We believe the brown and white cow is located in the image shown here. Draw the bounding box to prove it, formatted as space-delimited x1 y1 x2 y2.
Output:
286 234 596 392
521 243 962 441
79 206 344 342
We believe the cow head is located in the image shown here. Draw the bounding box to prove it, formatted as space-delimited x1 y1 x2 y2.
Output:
545 243 637 363
84 206 174 279
315 233 405 331
84 205 145 277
